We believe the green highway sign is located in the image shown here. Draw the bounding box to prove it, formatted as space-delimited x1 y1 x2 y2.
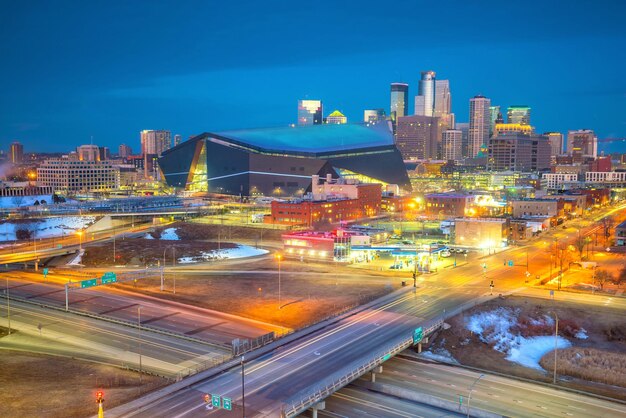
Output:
413 327 423 344
222 397 232 411
382 353 391 361
42 268 49 277
101 272 117 284
80 278 98 288
508 260 514 267
211 394 220 408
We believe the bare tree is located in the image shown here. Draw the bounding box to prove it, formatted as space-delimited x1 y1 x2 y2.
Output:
595 269 614 290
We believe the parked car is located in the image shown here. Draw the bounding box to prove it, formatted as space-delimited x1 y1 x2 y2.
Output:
441 250 452 258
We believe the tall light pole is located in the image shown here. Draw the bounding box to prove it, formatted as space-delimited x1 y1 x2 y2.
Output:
550 311 559 384
162 247 176 293
138 306 142 387
77 230 83 251
466 373 484 418
275 253 282 309
241 356 246 418
5 276 10 335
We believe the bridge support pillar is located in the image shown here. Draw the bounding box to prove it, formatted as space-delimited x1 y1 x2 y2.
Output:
310 401 325 418
370 365 383 382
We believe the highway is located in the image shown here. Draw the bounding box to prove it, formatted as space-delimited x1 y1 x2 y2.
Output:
336 357 626 418
0 298 227 378
102 203 626 417
0 271 286 346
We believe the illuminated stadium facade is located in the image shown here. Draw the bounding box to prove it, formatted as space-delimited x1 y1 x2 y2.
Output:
158 123 411 197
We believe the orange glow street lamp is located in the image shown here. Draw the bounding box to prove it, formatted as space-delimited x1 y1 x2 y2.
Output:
275 253 282 309
76 230 83 250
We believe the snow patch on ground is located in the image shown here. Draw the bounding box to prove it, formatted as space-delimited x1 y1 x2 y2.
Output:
466 307 571 370
160 228 179 240
421 348 460 364
575 328 588 340
67 249 85 266
176 245 268 264
0 216 96 240
0 195 53 208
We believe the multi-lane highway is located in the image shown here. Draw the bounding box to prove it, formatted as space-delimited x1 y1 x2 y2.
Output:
327 357 626 418
102 203 626 417
0 271 286 346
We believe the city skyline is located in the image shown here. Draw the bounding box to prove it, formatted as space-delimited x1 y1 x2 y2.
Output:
1 1 625 152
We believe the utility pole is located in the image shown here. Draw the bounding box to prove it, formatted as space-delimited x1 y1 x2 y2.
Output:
5 276 10 335
241 356 246 418
466 373 484 418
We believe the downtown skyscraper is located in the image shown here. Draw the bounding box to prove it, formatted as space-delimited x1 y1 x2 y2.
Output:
414 71 436 117
390 83 408 121
507 105 531 125
468 95 491 158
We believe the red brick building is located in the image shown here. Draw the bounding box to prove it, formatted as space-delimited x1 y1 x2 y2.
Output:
269 183 382 227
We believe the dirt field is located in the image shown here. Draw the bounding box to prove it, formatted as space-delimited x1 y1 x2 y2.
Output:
0 349 167 418
426 295 626 400
113 257 406 329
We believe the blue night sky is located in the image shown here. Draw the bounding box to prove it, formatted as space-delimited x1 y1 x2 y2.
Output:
1 0 625 153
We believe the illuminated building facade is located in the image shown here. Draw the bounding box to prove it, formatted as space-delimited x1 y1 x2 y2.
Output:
395 115 442 160
37 159 120 193
118 144 132 158
454 218 509 248
441 130 463 161
468 95 491 157
567 129 597 161
489 105 501 137
77 144 100 162
487 133 551 172
298 100 323 126
507 105 531 125
493 123 534 136
9 141 23 164
141 130 171 156
325 110 347 124
390 83 409 121
544 132 563 157
158 123 411 196
364 109 386 123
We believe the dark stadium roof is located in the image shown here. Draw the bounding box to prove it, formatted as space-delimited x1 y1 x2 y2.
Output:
207 123 394 157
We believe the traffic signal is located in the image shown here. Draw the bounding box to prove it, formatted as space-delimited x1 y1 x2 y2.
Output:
490 280 494 287
96 391 104 403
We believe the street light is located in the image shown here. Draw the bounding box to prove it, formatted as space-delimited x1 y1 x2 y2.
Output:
138 306 142 387
76 230 83 250
241 356 246 418
275 253 282 309
549 311 559 384
466 373 484 417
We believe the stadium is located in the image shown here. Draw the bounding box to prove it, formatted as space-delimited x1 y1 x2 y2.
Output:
158 123 411 197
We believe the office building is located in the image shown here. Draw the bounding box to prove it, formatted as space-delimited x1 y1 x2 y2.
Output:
174 134 183 146
507 105 531 125
325 110 347 124
158 123 411 196
456 122 469 158
140 130 171 156
567 129 597 161
118 144 132 158
415 71 436 117
99 147 110 161
390 83 409 121
364 109 386 123
434 79 451 117
543 132 563 157
298 100 323 126
37 159 119 193
487 133 551 172
468 96 491 157
9 141 23 164
441 130 463 162
77 144 100 162
395 115 441 160
489 106 501 137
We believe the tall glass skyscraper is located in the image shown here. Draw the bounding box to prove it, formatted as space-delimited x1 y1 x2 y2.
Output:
415 71 436 116
489 105 501 137
507 105 531 125
298 100 323 126
468 95 491 158
434 79 450 117
390 83 409 121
